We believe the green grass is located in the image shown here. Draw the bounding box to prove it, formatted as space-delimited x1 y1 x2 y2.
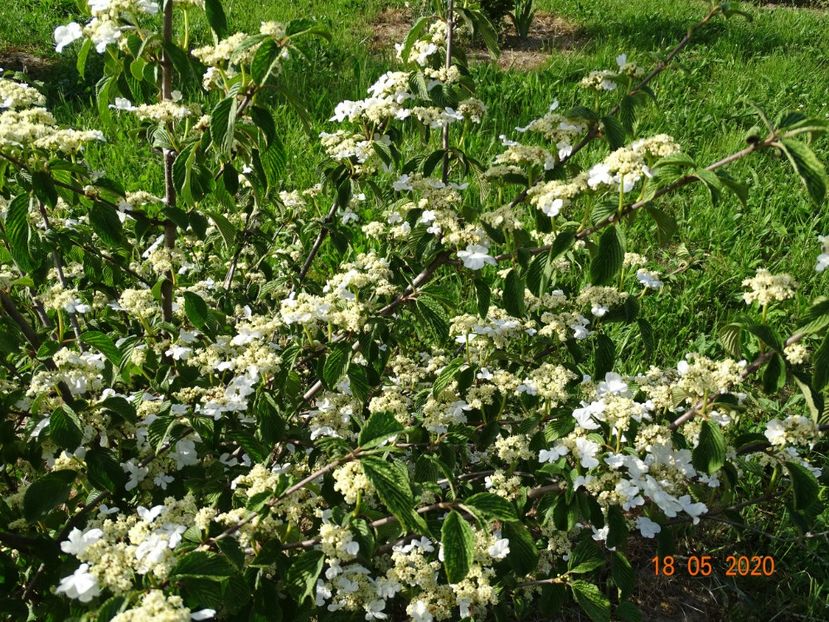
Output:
2 0 827 619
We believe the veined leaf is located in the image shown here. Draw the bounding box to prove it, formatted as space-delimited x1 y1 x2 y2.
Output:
441 510 474 583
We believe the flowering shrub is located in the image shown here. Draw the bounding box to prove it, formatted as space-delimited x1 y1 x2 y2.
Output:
0 1 827 621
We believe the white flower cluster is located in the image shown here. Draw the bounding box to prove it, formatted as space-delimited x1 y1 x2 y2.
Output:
54 0 160 54
815 235 828 273
741 268 797 306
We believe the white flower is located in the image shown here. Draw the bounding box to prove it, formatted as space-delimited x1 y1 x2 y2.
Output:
573 437 600 469
635 516 661 538
60 527 103 556
636 269 663 289
457 245 497 270
409 600 433 622
487 538 510 560
54 22 83 52
817 253 829 273
678 495 708 524
165 344 192 361
56 564 101 602
137 504 164 523
764 419 786 446
539 445 569 463
365 599 388 620
191 610 217 621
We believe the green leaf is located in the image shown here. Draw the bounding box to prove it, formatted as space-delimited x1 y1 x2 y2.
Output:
441 510 475 583
593 334 615 380
606 504 628 549
813 333 829 391
50 406 83 449
85 447 127 493
462 493 518 522
171 550 236 580
286 550 325 605
503 521 538 576
251 39 280 85
571 580 611 622
5 193 37 271
250 106 277 145
23 470 76 520
359 411 403 448
432 357 463 397
616 601 642 622
399 16 431 64
204 0 228 38
784 461 820 511
503 268 525 317
183 291 209 330
778 138 827 204
611 551 635 597
692 420 726 475
210 97 237 157
762 353 786 394
360 456 426 533
76 37 92 79
474 279 491 318
88 203 123 247
602 115 626 149
207 210 238 249
590 225 624 285
322 344 349 389
81 331 123 366
645 206 677 245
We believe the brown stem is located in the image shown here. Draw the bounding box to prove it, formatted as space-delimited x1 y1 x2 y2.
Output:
293 201 339 293
160 0 177 324
441 1 455 184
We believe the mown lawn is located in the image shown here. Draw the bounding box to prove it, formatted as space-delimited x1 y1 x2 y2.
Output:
2 0 827 619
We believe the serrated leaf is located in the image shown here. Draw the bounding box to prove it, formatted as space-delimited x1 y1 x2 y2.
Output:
763 353 786 394
286 550 325 604
692 420 726 475
441 511 474 583
210 97 237 157
359 411 403 448
81 331 123 367
784 461 820 510
602 115 626 149
171 550 236 580
5 194 37 271
590 225 624 285
778 138 827 204
322 344 349 389
502 268 525 317
813 333 829 391
251 39 280 85
606 504 628 549
50 406 83 449
361 456 426 533
593 334 615 380
433 358 463 397
23 470 76 520
89 203 123 247
85 447 127 493
462 493 517 522
645 206 677 245
612 551 635 597
474 279 490 318
183 291 209 330
503 521 538 576
571 580 611 622
204 0 228 38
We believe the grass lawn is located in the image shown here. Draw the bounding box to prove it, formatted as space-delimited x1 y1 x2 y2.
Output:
2 0 827 619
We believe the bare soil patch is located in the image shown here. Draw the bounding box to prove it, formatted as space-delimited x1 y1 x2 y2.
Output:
0 47 58 78
368 8 585 71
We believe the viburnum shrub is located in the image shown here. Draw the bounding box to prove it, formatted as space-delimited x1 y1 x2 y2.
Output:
0 0 827 620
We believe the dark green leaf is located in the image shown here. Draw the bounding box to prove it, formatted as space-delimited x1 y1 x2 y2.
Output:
359 411 403 448
503 268 525 317
571 580 611 622
23 470 76 520
503 521 538 576
462 493 517 522
692 420 726 475
784 461 820 511
204 0 228 38
286 550 325 605
590 225 624 285
441 510 474 583
183 291 209 330
81 331 123 366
